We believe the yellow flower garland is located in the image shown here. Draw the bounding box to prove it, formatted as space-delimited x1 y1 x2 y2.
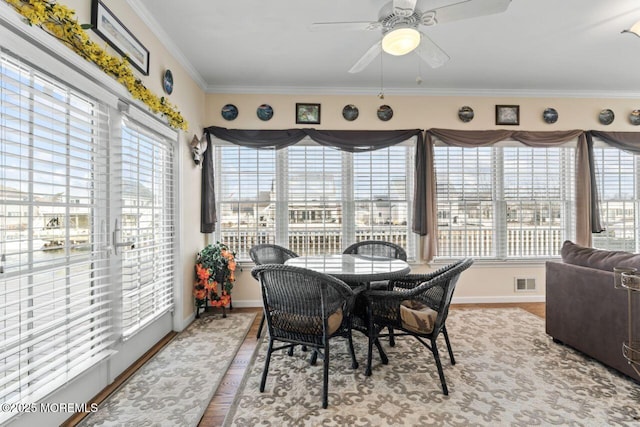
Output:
4 0 188 131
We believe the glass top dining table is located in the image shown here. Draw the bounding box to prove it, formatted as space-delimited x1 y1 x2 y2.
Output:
284 254 410 287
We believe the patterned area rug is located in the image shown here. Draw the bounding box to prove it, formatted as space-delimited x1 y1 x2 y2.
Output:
224 308 640 426
80 312 255 427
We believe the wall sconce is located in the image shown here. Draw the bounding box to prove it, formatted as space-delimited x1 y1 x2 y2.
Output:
622 20 640 38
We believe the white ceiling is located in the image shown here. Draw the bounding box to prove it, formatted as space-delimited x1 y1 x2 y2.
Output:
132 0 640 97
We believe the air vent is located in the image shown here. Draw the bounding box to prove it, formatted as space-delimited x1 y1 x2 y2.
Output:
514 277 536 292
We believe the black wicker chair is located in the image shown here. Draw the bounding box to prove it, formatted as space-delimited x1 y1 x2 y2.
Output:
343 240 408 345
249 244 299 338
362 258 474 395
343 240 407 263
251 264 359 409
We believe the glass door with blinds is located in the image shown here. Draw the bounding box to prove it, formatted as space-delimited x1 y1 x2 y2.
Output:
117 117 175 339
0 50 176 423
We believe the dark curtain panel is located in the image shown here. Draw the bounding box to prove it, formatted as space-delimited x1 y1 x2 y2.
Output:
305 129 423 153
589 130 640 154
200 132 216 233
200 126 423 233
205 126 306 149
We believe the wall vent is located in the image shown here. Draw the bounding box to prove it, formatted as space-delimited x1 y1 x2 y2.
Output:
514 277 536 292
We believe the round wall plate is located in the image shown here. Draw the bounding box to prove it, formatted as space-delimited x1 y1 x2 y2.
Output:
377 105 393 121
163 69 173 95
543 108 558 124
342 104 359 121
630 110 640 125
599 109 614 125
257 104 273 121
458 106 474 122
221 104 238 121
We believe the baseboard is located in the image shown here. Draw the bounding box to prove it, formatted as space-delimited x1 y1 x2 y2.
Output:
229 299 264 308
227 296 545 308
452 295 546 304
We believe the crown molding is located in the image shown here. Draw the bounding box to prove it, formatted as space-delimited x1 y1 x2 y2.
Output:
205 84 640 99
126 0 208 91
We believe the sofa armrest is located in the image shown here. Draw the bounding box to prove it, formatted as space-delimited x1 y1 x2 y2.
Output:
545 261 639 381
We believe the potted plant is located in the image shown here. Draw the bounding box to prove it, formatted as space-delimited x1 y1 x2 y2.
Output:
193 242 237 318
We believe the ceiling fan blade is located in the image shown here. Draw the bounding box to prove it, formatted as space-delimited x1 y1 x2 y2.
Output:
393 0 418 17
309 21 381 32
415 33 450 68
424 0 511 25
348 41 382 73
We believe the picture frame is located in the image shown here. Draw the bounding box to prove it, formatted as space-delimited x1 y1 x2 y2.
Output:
296 103 321 125
91 0 150 75
495 105 520 125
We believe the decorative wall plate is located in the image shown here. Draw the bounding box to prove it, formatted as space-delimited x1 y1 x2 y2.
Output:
342 104 359 121
163 69 173 95
458 106 474 122
543 108 558 124
377 105 393 121
257 104 273 121
221 104 238 121
599 109 614 125
630 110 640 126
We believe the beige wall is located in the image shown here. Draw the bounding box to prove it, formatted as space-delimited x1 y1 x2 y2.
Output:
205 92 640 305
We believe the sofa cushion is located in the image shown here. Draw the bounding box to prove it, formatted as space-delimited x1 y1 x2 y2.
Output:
561 240 640 272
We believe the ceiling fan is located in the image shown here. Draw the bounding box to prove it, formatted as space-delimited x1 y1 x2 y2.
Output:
310 0 512 73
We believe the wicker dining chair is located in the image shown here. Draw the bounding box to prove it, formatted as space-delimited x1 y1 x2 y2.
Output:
343 240 407 264
362 258 474 395
249 244 299 339
251 264 359 409
343 240 408 345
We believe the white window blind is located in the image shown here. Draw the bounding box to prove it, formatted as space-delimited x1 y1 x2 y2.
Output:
352 146 414 251
591 144 637 252
0 52 112 418
216 145 277 259
213 138 416 260
288 145 343 255
119 118 175 338
434 143 575 259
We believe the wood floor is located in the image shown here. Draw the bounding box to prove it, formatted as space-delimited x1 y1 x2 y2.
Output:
197 302 545 427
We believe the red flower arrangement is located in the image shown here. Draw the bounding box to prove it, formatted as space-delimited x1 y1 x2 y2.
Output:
193 242 237 317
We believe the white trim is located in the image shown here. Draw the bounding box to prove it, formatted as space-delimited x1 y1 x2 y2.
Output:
452 295 546 304
126 0 207 90
205 83 640 99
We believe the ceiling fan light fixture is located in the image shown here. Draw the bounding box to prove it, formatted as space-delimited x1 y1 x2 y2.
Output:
622 20 640 37
382 27 420 56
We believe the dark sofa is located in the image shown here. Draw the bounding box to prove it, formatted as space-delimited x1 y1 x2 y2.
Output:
546 240 640 382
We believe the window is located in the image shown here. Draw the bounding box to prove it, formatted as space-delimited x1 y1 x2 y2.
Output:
0 53 112 416
0 47 177 423
119 118 175 338
434 142 575 259
214 138 415 260
591 144 637 252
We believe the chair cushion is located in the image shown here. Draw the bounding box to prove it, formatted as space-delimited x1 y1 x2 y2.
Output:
271 308 343 335
400 300 437 334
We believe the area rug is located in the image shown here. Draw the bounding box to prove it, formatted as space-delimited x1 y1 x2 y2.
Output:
223 308 640 426
80 312 255 427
